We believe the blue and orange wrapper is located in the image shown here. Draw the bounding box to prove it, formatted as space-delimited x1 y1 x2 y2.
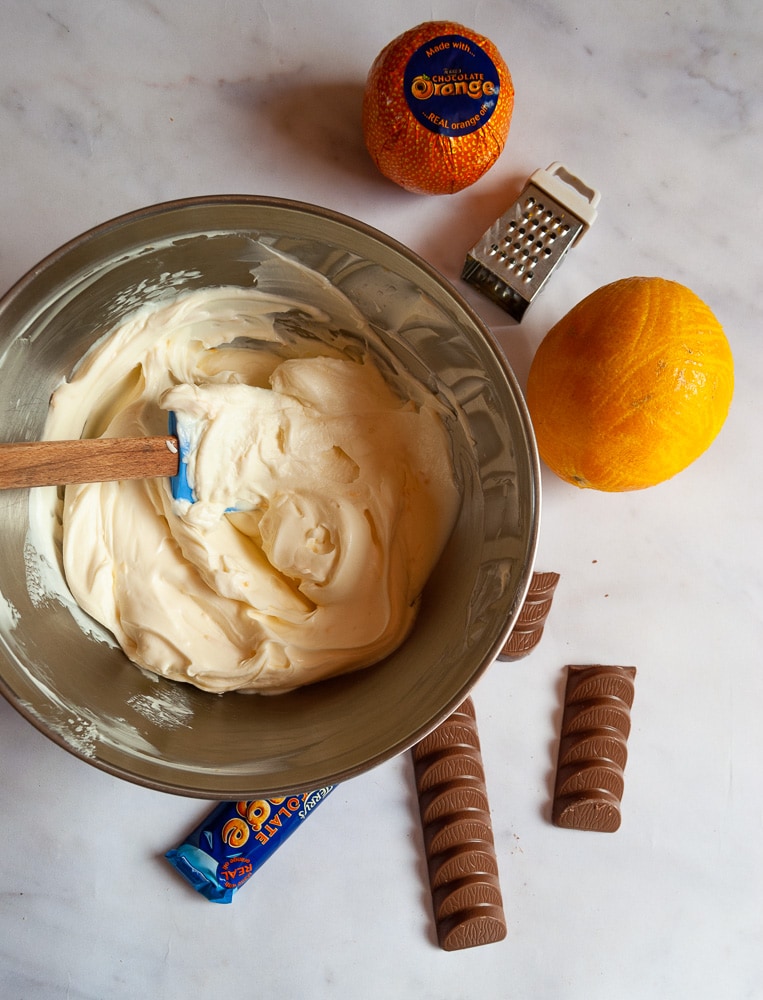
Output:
166 787 335 903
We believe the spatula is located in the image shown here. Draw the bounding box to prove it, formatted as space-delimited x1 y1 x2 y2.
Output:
0 417 194 503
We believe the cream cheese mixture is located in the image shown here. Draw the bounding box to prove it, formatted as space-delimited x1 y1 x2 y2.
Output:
45 282 460 694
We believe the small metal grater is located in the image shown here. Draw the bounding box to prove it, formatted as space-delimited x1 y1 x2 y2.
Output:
462 162 601 321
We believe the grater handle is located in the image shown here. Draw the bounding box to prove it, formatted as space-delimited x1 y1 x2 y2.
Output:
530 162 601 241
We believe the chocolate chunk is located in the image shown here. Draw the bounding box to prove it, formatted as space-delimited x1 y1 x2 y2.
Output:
555 760 625 800
432 872 503 920
499 571 560 660
415 751 488 791
418 780 491 825
553 789 623 833
552 665 636 832
565 666 636 706
412 698 507 950
561 696 632 740
436 904 509 952
425 812 496 856
428 845 500 890
415 719 481 757
557 728 629 771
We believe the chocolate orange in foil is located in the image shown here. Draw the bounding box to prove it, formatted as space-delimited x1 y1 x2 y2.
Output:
362 21 514 195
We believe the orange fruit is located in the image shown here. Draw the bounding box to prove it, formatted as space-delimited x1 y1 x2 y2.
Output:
362 21 514 195
525 277 734 491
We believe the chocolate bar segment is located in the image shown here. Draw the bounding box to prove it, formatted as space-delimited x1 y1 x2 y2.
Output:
499 571 560 660
418 780 491 825
552 665 636 832
429 845 500 890
557 728 629 771
553 789 622 833
437 904 509 952
412 698 507 950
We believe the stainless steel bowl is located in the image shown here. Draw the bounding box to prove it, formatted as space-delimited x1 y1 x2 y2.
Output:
0 196 540 798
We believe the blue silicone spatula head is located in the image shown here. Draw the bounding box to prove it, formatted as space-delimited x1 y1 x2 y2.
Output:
167 410 196 505
167 411 239 512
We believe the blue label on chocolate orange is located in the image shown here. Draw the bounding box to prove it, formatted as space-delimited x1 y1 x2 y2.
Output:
403 34 500 137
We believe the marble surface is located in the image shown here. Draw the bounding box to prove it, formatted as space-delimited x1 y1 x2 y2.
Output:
1 1 761 997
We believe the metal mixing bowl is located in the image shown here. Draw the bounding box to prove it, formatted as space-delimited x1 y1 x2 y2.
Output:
0 196 539 798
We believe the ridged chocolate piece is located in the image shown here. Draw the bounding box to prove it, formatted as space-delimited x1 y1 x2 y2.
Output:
552 665 636 832
499 571 560 660
412 698 507 951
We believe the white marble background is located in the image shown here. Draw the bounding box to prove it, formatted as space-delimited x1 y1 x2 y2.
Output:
0 1 761 998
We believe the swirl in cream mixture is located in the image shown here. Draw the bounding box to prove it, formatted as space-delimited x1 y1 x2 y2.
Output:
45 284 460 694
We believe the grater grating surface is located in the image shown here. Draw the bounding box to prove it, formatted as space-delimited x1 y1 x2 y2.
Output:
462 163 601 321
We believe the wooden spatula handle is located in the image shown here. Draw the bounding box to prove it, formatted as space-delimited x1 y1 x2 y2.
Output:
0 437 180 489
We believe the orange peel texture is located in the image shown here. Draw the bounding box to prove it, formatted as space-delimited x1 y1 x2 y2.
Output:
525 277 734 491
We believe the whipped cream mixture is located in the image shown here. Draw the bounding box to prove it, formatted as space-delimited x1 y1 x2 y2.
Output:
45 282 460 694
